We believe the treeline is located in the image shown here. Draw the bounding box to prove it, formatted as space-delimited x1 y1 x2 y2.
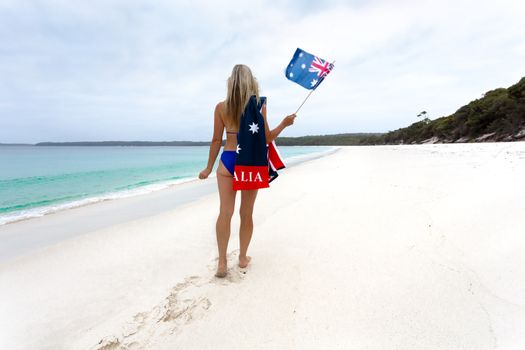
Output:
359 77 525 145
34 134 381 146
276 133 382 145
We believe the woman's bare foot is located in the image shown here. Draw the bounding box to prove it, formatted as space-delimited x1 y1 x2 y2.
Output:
215 259 227 278
238 255 251 268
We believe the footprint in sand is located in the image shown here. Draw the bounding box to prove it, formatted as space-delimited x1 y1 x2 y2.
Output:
208 249 251 284
92 251 250 349
92 274 211 350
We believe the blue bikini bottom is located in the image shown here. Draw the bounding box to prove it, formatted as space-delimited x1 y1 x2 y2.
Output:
220 150 236 176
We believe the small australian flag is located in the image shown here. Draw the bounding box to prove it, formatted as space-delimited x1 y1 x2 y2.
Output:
285 48 334 90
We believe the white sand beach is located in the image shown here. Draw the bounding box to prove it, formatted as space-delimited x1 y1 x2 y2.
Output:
1 142 525 349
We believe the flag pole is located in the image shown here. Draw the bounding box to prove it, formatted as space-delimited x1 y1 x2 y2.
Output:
294 89 315 114
294 60 335 115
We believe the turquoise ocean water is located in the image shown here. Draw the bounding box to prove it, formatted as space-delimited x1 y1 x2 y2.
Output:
0 145 333 225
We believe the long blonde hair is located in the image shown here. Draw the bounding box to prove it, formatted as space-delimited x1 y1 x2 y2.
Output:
224 64 260 130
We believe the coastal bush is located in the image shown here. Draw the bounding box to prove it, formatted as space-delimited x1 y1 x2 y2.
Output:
360 76 525 145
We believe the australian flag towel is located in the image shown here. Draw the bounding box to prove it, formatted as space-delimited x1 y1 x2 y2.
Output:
232 95 285 190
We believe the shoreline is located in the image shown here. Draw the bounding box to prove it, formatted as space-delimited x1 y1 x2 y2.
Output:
0 146 339 227
0 146 340 264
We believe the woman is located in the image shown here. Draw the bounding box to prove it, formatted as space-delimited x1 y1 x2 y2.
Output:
198 64 296 278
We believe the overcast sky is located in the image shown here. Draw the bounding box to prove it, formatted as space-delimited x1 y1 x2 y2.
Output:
1 0 524 143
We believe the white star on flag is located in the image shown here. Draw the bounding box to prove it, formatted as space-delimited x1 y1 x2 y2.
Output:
248 122 259 134
301 64 306 69
310 79 318 87
236 144 242 154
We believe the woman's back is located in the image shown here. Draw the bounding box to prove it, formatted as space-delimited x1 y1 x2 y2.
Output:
218 101 240 151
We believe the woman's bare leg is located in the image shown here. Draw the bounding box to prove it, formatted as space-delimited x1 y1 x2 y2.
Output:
239 189 258 268
215 160 237 277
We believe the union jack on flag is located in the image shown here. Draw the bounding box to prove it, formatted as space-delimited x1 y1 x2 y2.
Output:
285 48 334 90
309 56 332 78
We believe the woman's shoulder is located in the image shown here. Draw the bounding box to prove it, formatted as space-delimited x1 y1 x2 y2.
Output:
215 100 225 111
215 101 226 118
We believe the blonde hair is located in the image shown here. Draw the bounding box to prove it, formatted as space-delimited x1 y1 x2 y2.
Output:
224 64 260 130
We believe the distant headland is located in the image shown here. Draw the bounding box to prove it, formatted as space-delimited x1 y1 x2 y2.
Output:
359 76 525 145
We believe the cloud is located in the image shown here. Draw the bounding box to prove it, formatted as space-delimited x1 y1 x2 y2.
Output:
0 0 524 143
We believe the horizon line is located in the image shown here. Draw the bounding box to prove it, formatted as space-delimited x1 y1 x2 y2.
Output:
0 132 385 145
